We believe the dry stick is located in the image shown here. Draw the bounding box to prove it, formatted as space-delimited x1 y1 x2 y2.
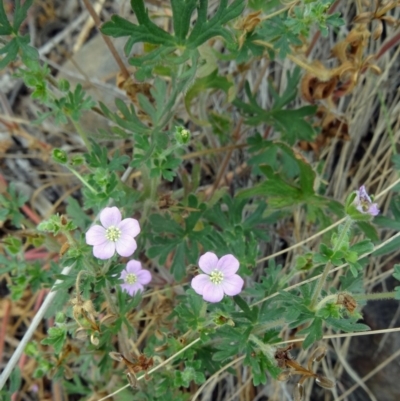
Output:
0 265 73 390
0 166 132 390
81 0 130 80
0 300 12 364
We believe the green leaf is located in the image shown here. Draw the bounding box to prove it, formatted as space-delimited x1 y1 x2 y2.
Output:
0 0 12 34
234 77 316 144
393 264 400 281
41 326 67 354
373 235 400 256
298 318 323 349
66 197 92 230
188 0 245 48
9 367 21 393
272 106 316 144
0 38 19 70
184 69 233 122
171 0 198 43
101 2 174 49
13 0 34 31
356 221 379 241
233 295 252 315
171 242 187 281
349 239 374 256
327 318 370 333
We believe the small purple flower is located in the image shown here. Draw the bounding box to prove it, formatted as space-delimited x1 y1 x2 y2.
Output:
120 260 151 296
86 207 140 260
191 252 244 303
354 186 379 216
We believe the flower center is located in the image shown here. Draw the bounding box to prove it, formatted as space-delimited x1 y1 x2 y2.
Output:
209 270 224 285
125 273 137 284
105 226 121 242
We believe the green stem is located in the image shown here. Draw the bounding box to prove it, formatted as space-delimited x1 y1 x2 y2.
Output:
71 119 92 152
65 165 97 194
311 217 353 308
353 292 397 302
315 294 338 311
103 281 117 315
251 318 286 335
248 334 275 358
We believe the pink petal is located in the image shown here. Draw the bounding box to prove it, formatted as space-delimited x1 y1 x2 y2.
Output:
93 241 115 259
191 274 211 295
118 218 140 238
358 185 370 201
221 274 244 296
100 207 121 228
120 270 127 280
217 254 239 276
86 225 106 246
115 235 137 257
368 204 380 216
202 282 224 303
198 252 219 274
121 283 144 296
126 260 142 274
136 269 152 285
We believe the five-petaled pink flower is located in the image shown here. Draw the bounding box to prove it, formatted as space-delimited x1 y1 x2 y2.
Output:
86 207 140 260
191 252 244 303
354 186 379 216
120 260 151 296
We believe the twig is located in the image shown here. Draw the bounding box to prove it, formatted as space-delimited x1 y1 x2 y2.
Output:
81 0 130 80
0 264 73 390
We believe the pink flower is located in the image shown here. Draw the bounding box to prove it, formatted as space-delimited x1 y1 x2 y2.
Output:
120 260 151 296
354 186 379 216
191 252 244 303
86 207 140 260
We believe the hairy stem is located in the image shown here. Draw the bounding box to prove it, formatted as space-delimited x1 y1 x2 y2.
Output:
310 217 353 308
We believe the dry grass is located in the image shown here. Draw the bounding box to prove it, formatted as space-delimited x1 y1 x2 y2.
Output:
1 0 400 400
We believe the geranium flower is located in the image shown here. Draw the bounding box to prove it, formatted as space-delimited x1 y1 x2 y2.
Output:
86 207 140 260
191 252 244 303
120 260 151 296
353 186 379 216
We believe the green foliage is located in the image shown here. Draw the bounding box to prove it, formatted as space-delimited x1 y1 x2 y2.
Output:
37 214 77 235
238 142 324 209
298 318 323 349
174 361 205 387
41 325 67 355
0 0 38 68
101 0 245 73
286 1 344 38
0 0 395 399
234 69 317 144
147 195 212 280
0 182 28 228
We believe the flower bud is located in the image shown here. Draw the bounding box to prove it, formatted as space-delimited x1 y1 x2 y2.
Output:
175 126 191 145
52 148 68 164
